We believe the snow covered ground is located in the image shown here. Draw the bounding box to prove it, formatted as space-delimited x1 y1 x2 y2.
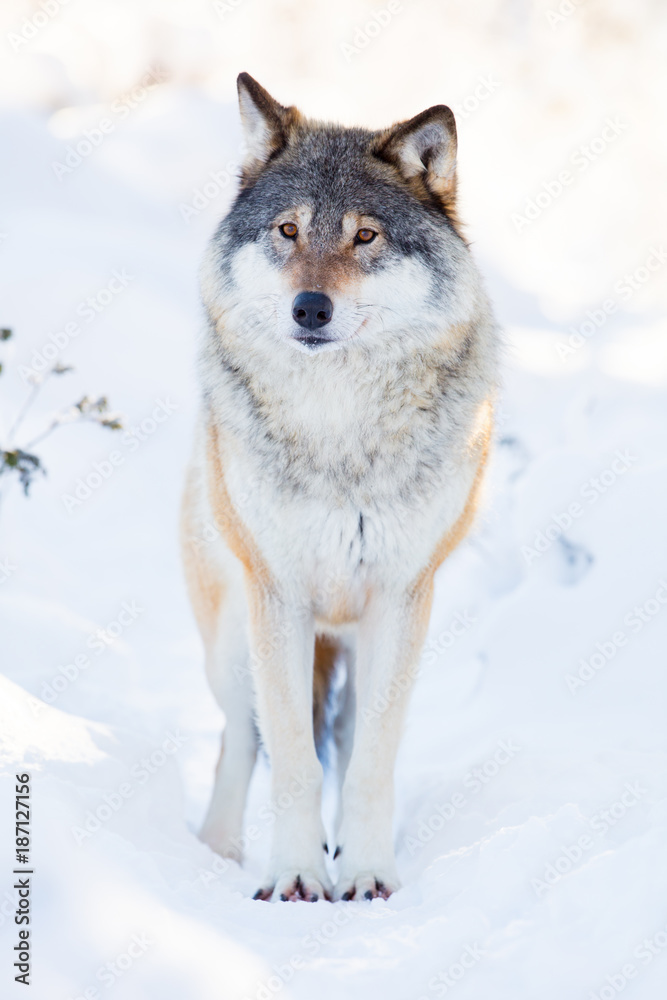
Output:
1 2 666 998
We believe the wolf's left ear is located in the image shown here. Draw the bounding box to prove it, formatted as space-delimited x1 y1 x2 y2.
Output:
237 72 296 182
376 106 458 211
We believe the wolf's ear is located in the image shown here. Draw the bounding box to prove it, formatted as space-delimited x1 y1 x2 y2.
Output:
376 106 458 212
236 72 295 182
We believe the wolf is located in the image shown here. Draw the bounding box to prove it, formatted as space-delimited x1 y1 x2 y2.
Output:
181 72 498 902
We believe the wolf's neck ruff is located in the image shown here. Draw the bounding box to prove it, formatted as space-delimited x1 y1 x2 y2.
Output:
201 310 487 506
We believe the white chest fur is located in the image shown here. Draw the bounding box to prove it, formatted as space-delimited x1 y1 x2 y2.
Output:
205 334 491 618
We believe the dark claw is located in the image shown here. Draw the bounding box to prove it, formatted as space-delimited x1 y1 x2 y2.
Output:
364 890 374 900
310 893 318 902
341 891 353 901
375 879 390 899
279 893 288 901
323 843 329 854
333 846 341 859
253 890 264 900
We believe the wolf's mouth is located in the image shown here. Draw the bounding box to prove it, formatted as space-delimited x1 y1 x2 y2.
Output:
293 333 334 349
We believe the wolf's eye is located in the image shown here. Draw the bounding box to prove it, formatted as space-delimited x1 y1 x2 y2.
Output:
355 228 376 244
280 222 298 239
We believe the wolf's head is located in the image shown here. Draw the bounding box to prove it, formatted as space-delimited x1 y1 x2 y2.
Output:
202 73 480 360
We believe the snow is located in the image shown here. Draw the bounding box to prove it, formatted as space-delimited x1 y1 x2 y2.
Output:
1 2 666 998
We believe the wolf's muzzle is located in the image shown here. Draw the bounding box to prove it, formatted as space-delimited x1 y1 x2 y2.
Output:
292 292 333 341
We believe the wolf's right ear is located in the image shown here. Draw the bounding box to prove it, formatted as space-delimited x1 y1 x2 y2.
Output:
236 73 297 183
375 106 458 215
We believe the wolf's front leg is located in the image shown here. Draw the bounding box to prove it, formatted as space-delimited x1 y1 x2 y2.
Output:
335 583 433 900
248 585 332 902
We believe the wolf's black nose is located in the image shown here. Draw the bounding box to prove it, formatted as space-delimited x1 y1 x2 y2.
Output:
292 292 333 330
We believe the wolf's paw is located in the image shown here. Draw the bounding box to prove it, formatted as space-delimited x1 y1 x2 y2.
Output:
253 868 333 902
334 868 400 901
